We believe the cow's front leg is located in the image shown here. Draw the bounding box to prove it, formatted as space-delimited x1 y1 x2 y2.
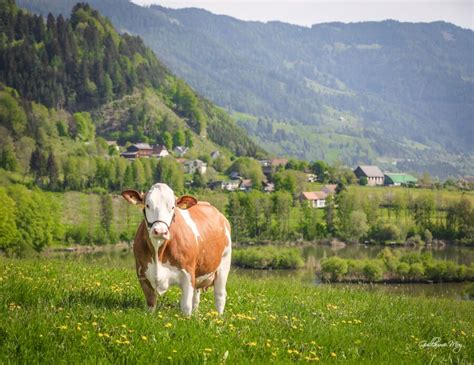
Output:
139 277 157 312
192 289 201 311
179 271 194 316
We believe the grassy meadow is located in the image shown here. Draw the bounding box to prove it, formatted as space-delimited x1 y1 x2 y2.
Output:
1 256 473 364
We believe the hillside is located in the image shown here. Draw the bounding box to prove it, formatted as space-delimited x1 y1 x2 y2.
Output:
17 0 474 178
0 0 263 160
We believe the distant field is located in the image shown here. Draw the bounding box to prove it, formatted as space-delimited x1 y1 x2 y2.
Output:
348 185 474 205
0 257 472 363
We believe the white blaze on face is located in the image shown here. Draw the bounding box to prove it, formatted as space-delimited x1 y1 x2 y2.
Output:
144 183 176 242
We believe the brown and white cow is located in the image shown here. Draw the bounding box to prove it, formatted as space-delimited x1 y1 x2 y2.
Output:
122 183 232 315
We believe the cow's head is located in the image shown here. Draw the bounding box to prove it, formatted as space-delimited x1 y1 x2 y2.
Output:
122 183 197 245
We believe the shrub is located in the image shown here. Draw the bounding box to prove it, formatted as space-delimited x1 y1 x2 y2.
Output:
321 257 348 281
396 262 410 278
423 229 433 245
409 263 425 280
232 246 304 269
406 234 423 245
65 225 89 245
346 259 365 279
425 262 447 281
377 247 400 272
445 261 458 280
400 252 422 265
362 261 384 282
371 223 402 243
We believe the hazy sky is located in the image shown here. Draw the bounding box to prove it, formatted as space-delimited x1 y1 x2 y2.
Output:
131 0 474 30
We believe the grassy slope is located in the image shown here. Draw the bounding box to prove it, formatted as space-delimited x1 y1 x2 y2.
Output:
0 257 472 363
95 88 231 159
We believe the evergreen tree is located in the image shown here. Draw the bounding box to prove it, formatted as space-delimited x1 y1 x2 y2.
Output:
46 150 59 190
173 129 185 147
100 194 113 235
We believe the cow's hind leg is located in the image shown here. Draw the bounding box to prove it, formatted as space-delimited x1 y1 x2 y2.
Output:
192 289 201 311
214 245 232 315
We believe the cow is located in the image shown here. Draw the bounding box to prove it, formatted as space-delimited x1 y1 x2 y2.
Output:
121 183 232 315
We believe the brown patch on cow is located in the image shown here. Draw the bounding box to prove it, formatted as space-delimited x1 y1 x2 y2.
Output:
159 202 229 288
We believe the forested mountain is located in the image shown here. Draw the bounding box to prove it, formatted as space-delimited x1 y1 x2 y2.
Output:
17 0 474 178
0 0 263 159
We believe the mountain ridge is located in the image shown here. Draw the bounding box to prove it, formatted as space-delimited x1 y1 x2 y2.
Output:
17 0 474 178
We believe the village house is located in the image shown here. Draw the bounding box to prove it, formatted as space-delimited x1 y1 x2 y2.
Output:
210 150 220 160
259 158 289 175
239 179 253 192
306 173 317 182
173 146 189 157
300 191 327 208
184 159 207 175
120 143 169 160
354 165 384 186
208 180 240 192
153 145 169 158
322 184 337 195
384 173 417 186
262 181 275 193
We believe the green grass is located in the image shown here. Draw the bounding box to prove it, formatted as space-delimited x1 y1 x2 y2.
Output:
0 257 472 363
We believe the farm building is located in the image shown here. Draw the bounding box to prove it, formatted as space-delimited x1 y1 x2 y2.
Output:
173 146 189 157
259 158 289 175
384 173 417 186
354 165 384 186
184 159 207 175
300 191 327 208
120 143 169 159
208 180 240 191
239 179 253 192
322 184 337 195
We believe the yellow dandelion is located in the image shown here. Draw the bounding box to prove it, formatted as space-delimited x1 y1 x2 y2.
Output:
164 322 173 329
331 352 337 357
141 335 148 341
172 349 177 353
204 348 213 353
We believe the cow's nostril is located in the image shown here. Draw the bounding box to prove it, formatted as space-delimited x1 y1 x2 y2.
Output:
152 228 159 235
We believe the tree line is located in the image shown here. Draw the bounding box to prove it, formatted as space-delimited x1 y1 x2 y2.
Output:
225 190 474 245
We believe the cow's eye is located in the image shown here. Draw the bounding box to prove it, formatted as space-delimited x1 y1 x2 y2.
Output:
172 206 175 210
146 204 149 209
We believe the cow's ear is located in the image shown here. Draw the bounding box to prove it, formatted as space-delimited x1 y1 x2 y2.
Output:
122 190 145 205
176 195 198 210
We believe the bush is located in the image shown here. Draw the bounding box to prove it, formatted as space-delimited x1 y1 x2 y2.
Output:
232 246 304 269
65 225 90 245
371 223 402 243
362 261 384 281
377 247 400 272
321 257 348 281
346 259 365 279
406 234 423 245
396 262 410 278
423 229 433 245
409 263 425 280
